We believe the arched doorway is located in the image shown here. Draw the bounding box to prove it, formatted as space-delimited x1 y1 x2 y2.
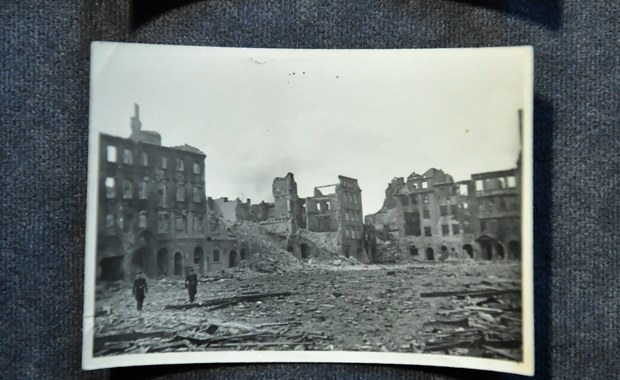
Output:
157 248 169 276
100 256 123 281
173 252 183 276
194 247 204 274
480 240 493 260
301 244 309 259
496 243 505 260
133 247 149 274
462 244 474 258
508 241 520 260
229 250 238 268
426 247 434 261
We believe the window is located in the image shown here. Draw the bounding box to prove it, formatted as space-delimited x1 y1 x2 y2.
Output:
459 184 469 196
193 186 201 203
192 162 201 174
122 180 133 199
410 247 419 256
463 202 469 210
193 215 203 233
440 205 448 216
105 214 114 232
422 181 428 189
498 177 506 189
176 183 185 202
176 158 184 171
410 195 418 204
452 224 460 235
175 213 187 233
476 180 484 191
139 152 148 166
442 224 450 236
138 211 147 228
161 156 168 169
106 146 117 162
123 149 133 165
213 250 220 262
423 208 430 219
123 214 133 233
105 177 116 198
424 226 432 237
157 211 170 233
423 194 430 204
138 179 148 199
507 176 516 188
157 182 168 207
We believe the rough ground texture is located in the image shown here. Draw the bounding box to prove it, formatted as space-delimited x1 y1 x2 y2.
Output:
95 262 521 359
2 1 619 380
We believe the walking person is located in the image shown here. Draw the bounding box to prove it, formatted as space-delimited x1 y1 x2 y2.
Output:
132 271 148 311
185 267 198 303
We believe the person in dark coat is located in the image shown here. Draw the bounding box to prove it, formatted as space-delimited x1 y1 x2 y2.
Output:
132 271 148 311
185 268 198 303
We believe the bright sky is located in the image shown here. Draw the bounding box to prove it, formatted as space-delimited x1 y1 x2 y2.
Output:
90 43 530 216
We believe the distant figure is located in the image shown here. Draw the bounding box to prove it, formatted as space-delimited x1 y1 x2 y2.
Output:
132 272 148 311
185 268 198 303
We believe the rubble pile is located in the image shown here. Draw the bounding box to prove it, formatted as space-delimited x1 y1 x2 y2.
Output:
93 261 523 360
298 230 339 256
374 239 402 264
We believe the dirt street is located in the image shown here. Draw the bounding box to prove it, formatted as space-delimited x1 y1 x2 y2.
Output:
94 260 522 360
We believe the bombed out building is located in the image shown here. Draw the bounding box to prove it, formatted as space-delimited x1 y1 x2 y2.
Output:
96 105 250 282
366 165 521 262
210 173 376 262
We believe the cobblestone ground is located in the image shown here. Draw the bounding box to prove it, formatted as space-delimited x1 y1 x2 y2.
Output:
93 260 522 360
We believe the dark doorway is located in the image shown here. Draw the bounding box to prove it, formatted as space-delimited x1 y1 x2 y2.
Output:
229 250 238 267
240 249 247 260
100 256 123 281
480 241 493 260
344 248 350 258
409 247 419 256
287 246 294 254
426 247 434 261
301 244 309 259
440 246 449 261
496 243 505 259
508 241 520 260
157 248 169 276
463 244 474 258
133 247 149 274
173 252 182 276
194 247 204 274
356 248 362 259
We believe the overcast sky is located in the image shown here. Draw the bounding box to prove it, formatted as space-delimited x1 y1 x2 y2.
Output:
90 43 530 215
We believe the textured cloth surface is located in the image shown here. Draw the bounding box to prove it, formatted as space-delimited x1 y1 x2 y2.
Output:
1 1 619 379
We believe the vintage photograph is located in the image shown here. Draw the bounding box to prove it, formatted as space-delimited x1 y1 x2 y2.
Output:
83 43 534 375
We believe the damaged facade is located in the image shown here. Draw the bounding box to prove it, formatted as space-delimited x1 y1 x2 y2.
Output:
366 166 520 261
96 104 250 282
211 173 376 262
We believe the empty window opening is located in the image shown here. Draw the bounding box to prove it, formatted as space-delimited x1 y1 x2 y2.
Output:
123 149 133 165
442 224 450 236
424 226 432 237
106 146 117 162
213 250 220 262
105 177 116 198
409 247 419 256
452 224 460 235
507 176 517 188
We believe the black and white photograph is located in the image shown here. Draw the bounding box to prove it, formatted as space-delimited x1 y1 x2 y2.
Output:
83 42 534 375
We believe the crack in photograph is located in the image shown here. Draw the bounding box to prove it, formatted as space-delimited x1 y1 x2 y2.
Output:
83 42 534 375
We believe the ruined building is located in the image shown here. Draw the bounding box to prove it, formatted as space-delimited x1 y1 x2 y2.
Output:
366 166 521 261
210 173 376 262
96 104 249 281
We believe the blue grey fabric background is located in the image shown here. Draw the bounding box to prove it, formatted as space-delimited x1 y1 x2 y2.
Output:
1 0 618 379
